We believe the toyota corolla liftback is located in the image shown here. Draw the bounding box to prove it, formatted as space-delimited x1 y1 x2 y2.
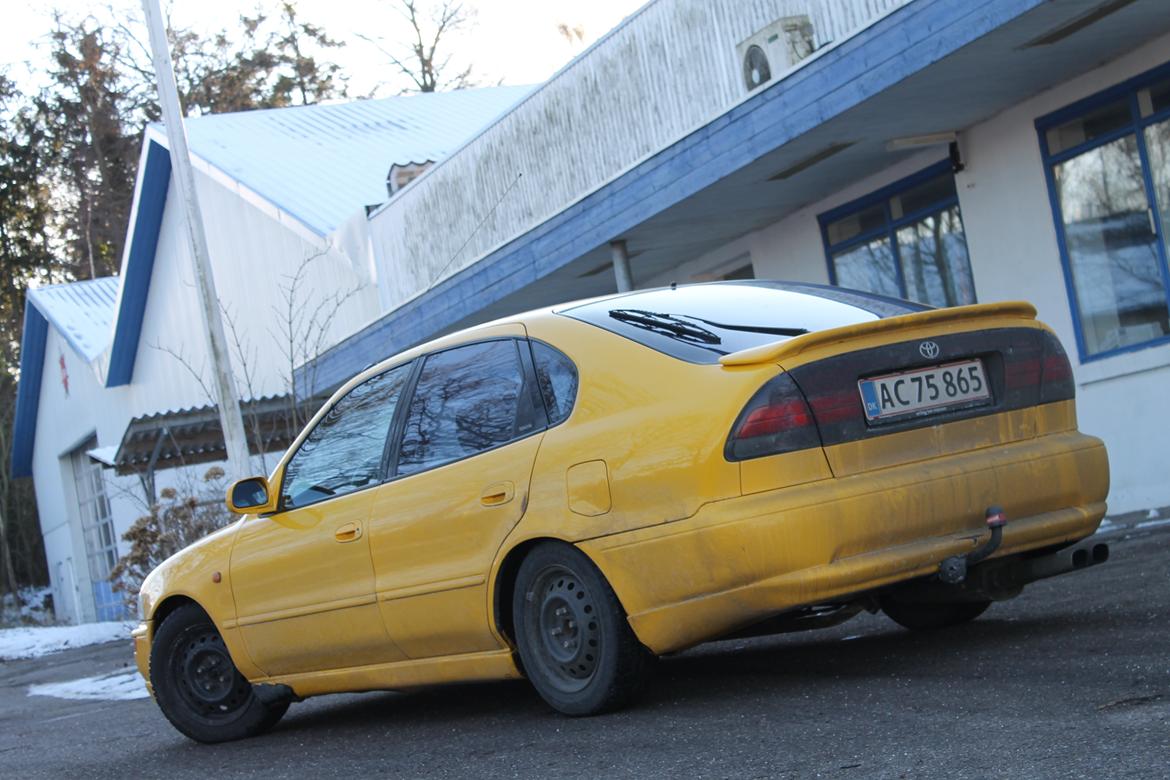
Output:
132 281 1109 742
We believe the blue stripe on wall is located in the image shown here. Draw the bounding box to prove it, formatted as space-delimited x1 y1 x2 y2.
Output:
302 0 1046 394
107 140 172 387
11 305 49 478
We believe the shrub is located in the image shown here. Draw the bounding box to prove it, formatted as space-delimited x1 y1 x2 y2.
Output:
110 467 231 605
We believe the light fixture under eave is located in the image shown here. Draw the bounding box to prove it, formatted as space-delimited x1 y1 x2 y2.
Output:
886 131 957 151
1022 0 1139 48
768 141 855 181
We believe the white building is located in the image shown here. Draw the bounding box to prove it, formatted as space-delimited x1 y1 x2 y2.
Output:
307 0 1170 519
18 0 1170 623
12 87 530 623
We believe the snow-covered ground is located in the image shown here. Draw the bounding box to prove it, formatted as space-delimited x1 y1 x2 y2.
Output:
1 586 54 626
28 670 149 701
0 620 134 661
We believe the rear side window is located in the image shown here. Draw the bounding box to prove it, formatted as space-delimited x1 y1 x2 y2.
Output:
531 341 578 425
397 340 535 475
560 281 928 364
282 363 412 509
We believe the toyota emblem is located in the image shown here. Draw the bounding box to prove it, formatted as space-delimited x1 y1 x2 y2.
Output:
919 340 940 360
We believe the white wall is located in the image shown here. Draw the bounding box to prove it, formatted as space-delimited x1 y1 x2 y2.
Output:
368 0 909 315
955 31 1170 516
648 31 1170 516
31 154 381 623
108 163 380 414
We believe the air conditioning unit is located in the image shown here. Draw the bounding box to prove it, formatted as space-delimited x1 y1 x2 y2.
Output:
736 15 817 93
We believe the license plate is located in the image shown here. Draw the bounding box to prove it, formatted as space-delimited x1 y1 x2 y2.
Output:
859 359 990 422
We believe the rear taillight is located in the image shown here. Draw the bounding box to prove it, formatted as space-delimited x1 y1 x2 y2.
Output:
1039 330 1075 403
726 373 822 461
1002 330 1074 403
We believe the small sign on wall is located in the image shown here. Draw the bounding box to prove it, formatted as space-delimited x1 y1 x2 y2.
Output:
59 352 69 397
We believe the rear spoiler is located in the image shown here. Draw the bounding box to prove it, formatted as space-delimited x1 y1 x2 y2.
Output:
719 301 1038 367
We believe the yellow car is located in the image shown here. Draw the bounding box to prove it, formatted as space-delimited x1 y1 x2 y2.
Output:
133 281 1109 742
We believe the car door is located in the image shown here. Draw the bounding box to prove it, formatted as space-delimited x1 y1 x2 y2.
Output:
367 332 548 659
229 363 413 677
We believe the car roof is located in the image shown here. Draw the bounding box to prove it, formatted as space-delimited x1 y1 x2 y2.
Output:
341 281 927 390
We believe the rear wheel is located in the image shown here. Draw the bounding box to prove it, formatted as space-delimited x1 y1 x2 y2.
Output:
880 596 991 630
512 543 649 715
150 604 288 743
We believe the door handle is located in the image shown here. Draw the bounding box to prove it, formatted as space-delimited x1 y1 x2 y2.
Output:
334 522 362 542
481 481 515 507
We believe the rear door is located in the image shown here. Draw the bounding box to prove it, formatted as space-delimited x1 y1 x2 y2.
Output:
367 330 548 659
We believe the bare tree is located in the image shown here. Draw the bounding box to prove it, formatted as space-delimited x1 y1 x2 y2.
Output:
556 22 586 47
359 0 476 94
272 250 364 435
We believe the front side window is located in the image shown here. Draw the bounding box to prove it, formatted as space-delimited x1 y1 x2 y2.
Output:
1039 69 1170 359
397 340 534 476
820 162 976 308
281 363 411 509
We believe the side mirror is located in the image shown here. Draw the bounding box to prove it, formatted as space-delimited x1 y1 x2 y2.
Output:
226 476 278 515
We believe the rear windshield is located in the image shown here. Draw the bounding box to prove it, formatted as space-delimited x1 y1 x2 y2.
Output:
559 281 929 364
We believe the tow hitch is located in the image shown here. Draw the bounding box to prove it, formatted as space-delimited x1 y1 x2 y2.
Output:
890 507 1109 604
938 506 1007 585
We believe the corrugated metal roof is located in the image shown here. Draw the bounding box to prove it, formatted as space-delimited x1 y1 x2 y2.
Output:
113 394 319 476
181 85 534 235
28 277 119 363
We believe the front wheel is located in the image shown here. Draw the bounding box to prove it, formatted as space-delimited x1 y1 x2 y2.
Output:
150 604 288 743
512 543 649 715
880 596 992 630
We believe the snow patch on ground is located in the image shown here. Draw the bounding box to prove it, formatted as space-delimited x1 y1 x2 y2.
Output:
1 586 54 627
0 621 134 660
28 670 148 701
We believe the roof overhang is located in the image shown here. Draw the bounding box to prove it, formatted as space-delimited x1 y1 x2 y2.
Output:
110 395 315 477
107 139 171 388
302 0 1170 395
10 305 49 478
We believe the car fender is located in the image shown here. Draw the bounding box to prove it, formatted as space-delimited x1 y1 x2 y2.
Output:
139 519 265 680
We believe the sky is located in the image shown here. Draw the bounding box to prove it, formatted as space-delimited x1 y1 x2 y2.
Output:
0 0 648 96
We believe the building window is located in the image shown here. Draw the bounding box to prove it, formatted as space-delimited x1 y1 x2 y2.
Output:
818 161 976 308
1038 63 1170 361
70 439 126 621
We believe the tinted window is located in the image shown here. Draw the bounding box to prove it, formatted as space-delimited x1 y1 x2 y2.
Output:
397 340 530 475
531 341 578 425
282 363 411 509
560 281 927 364
822 168 975 309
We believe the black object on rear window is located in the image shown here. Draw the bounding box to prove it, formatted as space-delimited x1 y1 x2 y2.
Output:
559 281 928 364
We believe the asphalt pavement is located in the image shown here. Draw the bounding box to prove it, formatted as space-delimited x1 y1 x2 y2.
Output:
1 524 1167 779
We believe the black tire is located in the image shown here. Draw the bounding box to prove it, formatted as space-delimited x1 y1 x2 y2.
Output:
880 596 992 630
150 603 288 743
512 542 649 715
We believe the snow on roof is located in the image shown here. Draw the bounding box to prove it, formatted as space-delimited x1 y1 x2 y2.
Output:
180 85 534 235
27 277 119 363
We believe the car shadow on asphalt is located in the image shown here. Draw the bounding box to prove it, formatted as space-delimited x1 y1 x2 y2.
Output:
255 607 1126 740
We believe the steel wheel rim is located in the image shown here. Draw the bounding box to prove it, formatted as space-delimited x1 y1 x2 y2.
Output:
527 564 601 692
174 629 251 720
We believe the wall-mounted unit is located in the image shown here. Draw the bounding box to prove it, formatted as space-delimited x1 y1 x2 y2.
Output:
736 16 817 93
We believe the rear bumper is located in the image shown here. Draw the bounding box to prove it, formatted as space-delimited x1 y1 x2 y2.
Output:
580 431 1108 654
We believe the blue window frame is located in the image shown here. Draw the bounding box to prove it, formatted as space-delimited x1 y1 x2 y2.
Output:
1037 60 1170 362
818 160 976 309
